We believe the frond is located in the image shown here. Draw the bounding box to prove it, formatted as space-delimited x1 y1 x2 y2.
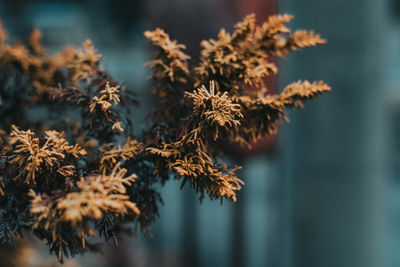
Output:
29 163 140 261
279 80 331 108
185 81 243 137
255 14 293 39
231 13 256 44
274 30 326 57
100 137 142 173
144 28 190 84
67 39 103 84
89 82 121 113
8 126 85 184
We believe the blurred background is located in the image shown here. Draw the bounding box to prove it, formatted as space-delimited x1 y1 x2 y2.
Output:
0 0 398 266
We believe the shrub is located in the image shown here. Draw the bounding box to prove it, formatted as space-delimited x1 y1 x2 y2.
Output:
0 14 329 262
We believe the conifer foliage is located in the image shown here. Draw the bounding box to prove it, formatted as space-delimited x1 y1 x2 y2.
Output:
0 14 329 262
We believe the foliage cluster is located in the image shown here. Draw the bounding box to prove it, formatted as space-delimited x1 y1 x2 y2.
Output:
0 14 329 262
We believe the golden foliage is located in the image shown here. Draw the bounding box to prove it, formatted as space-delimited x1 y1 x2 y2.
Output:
100 137 142 173
145 13 330 201
147 79 246 202
0 13 329 262
67 39 103 84
9 126 86 184
232 80 331 145
0 177 4 196
195 13 278 92
44 130 87 158
147 135 244 202
89 82 121 113
254 14 326 57
29 163 139 261
256 14 293 37
273 30 326 58
0 27 51 93
144 28 190 86
112 121 124 132
57 165 140 224
0 23 105 95
89 81 126 132
185 81 243 131
279 80 332 108
0 20 137 262
170 153 244 202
